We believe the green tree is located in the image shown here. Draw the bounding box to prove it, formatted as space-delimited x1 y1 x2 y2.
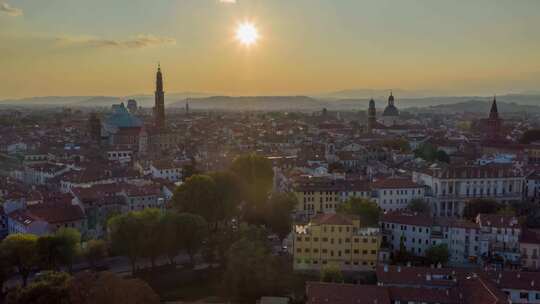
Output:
462 199 502 220
138 209 162 270
83 239 108 270
407 199 431 214
158 212 184 264
0 246 13 297
1 234 39 286
425 244 450 266
37 235 62 271
182 158 199 181
6 271 71 304
230 154 274 222
209 171 243 227
265 192 297 241
337 197 380 227
222 237 281 302
54 228 81 273
172 174 219 225
436 150 450 163
414 143 438 162
320 264 344 283
108 212 145 274
177 213 208 265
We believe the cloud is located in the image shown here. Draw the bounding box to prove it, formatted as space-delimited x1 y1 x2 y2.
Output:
219 0 237 4
0 2 23 16
55 34 176 49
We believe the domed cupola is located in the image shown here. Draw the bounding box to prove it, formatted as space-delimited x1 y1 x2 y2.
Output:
382 92 399 117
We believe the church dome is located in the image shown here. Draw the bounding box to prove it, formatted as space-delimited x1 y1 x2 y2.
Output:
382 93 399 117
106 103 142 128
382 104 399 116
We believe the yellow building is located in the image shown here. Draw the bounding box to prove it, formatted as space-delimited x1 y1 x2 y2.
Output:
527 145 540 165
294 179 371 218
293 213 380 271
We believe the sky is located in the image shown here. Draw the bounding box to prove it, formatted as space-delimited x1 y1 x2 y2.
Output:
1 0 540 99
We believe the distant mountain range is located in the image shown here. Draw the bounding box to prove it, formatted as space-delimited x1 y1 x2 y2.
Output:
0 92 212 108
413 99 540 114
1 93 539 113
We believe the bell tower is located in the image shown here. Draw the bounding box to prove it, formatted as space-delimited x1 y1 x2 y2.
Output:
154 64 165 129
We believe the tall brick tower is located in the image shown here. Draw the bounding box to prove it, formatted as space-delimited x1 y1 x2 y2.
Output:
154 64 165 129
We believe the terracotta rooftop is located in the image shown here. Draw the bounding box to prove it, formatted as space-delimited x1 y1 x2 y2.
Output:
476 214 520 229
381 211 434 227
520 229 540 245
311 213 355 226
372 178 423 189
306 282 390 304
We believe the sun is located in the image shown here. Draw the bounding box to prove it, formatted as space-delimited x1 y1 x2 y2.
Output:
235 22 259 46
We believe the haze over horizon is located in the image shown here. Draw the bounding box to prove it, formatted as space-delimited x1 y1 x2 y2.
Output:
1 0 540 99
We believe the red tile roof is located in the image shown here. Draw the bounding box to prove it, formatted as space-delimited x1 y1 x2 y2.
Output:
484 270 540 291
476 214 520 229
9 202 85 225
372 178 423 189
381 211 433 227
387 286 458 304
306 282 391 304
521 229 540 245
311 213 355 226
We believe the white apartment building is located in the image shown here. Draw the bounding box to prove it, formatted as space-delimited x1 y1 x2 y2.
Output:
381 211 435 257
150 160 184 182
477 213 521 263
382 211 520 266
372 178 425 212
413 164 525 217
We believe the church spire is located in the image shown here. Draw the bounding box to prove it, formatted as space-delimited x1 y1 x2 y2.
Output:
489 95 499 120
156 63 163 93
154 63 165 129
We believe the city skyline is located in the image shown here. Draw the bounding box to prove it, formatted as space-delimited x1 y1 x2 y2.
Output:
1 0 540 99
